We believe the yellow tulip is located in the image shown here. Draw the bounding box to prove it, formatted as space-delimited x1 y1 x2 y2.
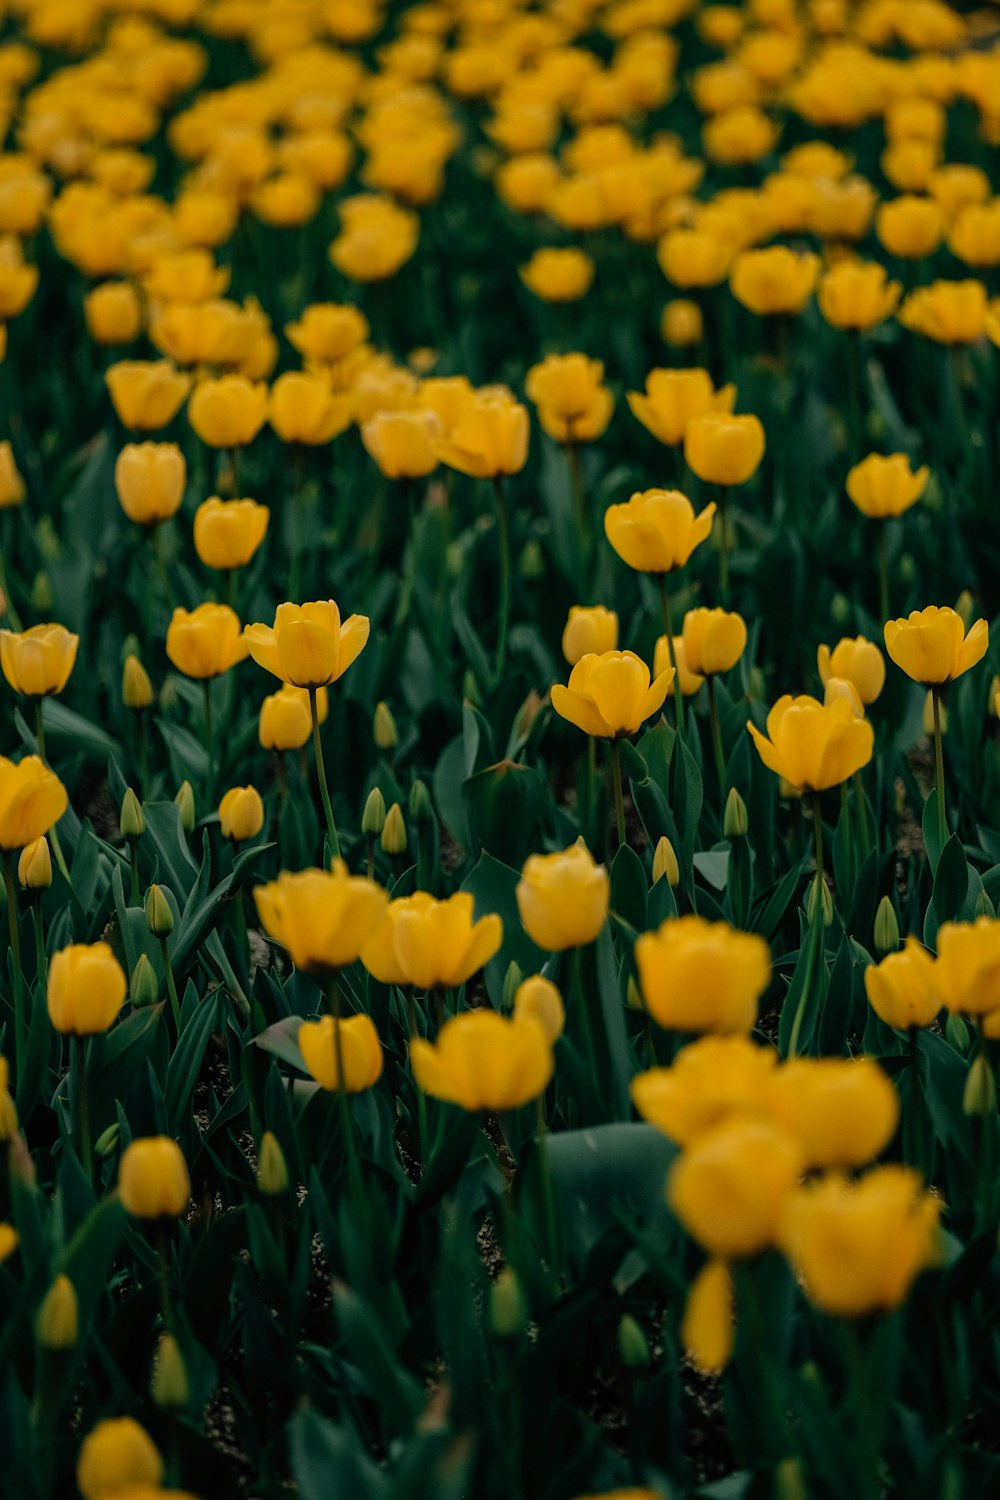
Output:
118 1137 190 1219
0 1054 16 1141
218 785 264 841
660 298 703 347
681 608 747 676
188 375 269 447
258 685 327 751
165 604 248 679
817 259 902 331
729 246 820 316
764 1057 899 1169
654 634 704 696
245 600 370 689
0 441 25 508
865 937 939 1031
668 1117 804 1258
360 891 502 989
269 371 353 445
0 623 78 697
884 606 988 687
636 914 771 1034
561 605 618 665
410 1010 554 1112
298 1014 383 1092
114 442 186 527
286 303 370 363
513 975 565 1044
684 412 765 487
657 227 733 288
518 247 594 302
36 1274 78 1350
516 841 609 951
934 917 1000 1016
604 489 715 573
47 942 127 1035
361 409 440 479
779 1166 940 1316
254 862 388 971
525 353 614 445
122 654 153 710
631 1035 778 1145
552 650 673 740
77 1418 164 1500
433 388 529 478
846 452 928 519
875 195 944 259
17 835 51 890
106 360 191 431
817 635 885 705
899 279 990 344
0 755 67 849
84 281 143 344
681 1259 734 1373
193 497 269 571
747 695 874 792
627 368 736 448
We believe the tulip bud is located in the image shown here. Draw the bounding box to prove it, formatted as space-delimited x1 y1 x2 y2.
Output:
963 1053 995 1117
519 539 545 579
502 960 524 1012
174 780 195 832
159 679 179 712
627 975 643 1010
409 779 433 823
514 689 544 743
873 895 899 955
373 701 398 751
122 653 153 711
807 875 833 927
381 803 407 856
257 1131 289 1195
18 836 51 890
145 883 173 937
151 1332 190 1408
489 1267 526 1338
36 517 59 564
773 1456 809 1500
723 788 748 839
130 953 159 1007
462 670 480 707
120 788 145 840
652 835 680 887
830 592 851 626
748 666 766 702
955 590 975 629
36 1274 78 1350
946 1012 970 1054
31 572 52 612
362 787 386 837
94 1123 120 1158
976 889 996 920
617 1314 650 1370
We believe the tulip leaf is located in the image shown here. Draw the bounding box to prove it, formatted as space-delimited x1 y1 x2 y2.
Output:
922 788 943 875
289 1409 388 1500
432 735 471 850
461 852 544 1006
539 1122 676 1272
693 848 730 892
39 698 119 758
165 990 220 1133
461 759 544 866
610 843 647 934
142 800 200 900
252 1015 308 1075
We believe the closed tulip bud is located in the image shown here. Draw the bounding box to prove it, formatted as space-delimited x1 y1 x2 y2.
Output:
373 700 398 751
362 787 386 837
18 836 51 889
0 440 26 507
218 784 264 842
257 1131 289 1195
956 590 975 629
130 953 159 1008
151 1332 190 1409
874 896 900 955
175 780 195 831
724 788 748 839
36 1274 78 1350
47 943 127 1035
118 1136 190 1218
627 975 643 1011
964 1054 995 1117
652 834 680 886
381 803 407 855
661 298 703 347
774 1457 810 1500
946 1013 970 1053
807 875 834 927
84 280 143 345
617 1314 650 1370
513 974 564 1043
120 788 145 840
77 1416 164 1499
977 890 996 920
519 540 544 579
122 653 153 710
562 605 619 665
489 1267 526 1338
94 1123 120 1158
145 883 173 937
0 1057 17 1141
30 573 52 612
502 960 524 1012
409 779 433 822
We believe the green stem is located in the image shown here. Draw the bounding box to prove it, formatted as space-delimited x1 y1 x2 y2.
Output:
74 1034 92 1184
707 676 725 795
406 989 428 1170
3 852 24 1079
137 710 150 799
0 545 22 629
330 976 364 1206
534 1096 559 1277
202 679 214 788
932 688 947 853
878 521 889 624
32 896 45 989
221 568 234 611
566 440 587 545
156 1225 175 1335
657 575 685 735
854 768 872 856
160 936 181 1030
813 792 825 885
717 485 730 604
609 740 626 851
366 835 375 882
310 687 340 859
33 699 46 762
492 476 511 684
129 838 140 905
153 525 172 609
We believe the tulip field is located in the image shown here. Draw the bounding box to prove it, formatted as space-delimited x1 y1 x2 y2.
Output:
6 0 1000 1496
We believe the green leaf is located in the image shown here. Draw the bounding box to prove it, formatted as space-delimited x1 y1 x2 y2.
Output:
461 759 544 866
610 843 647 933
165 993 219 1133
289 1409 388 1500
461 852 544 1007
544 1122 676 1271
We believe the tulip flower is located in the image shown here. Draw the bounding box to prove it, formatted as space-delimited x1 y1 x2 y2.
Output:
193 497 269 573
48 941 127 1175
561 605 618 665
876 196 944 260
114 442 186 528
763 1057 899 1169
661 299 703 348
516 842 609 951
285 302 369 362
748 696 874 796
118 1137 190 1219
77 1418 164 1500
899 279 990 345
636 915 770 1035
657 228 733 289
684 412 765 600
298 1014 383 1092
681 1258 734 1373
779 1166 939 1316
682 607 747 790
329 194 419 281
258 684 327 753
269 371 353 445
518 246 594 302
0 624 78 707
817 258 902 332
0 440 25 509
847 453 930 616
105 361 191 431
669 1116 804 1259
83 282 143 345
410 1010 554 1113
513 975 565 1045
254 862 388 973
627 367 735 448
817 635 885 706
729 246 820 316
188 374 269 450
361 408 440 479
631 1035 778 1145
864 937 939 1032
360 891 502 991
218 784 264 842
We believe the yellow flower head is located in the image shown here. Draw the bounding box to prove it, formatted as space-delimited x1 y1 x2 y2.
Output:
193 497 269 571
255 862 388 972
627 367 735 448
410 1010 554 1113
747 694 874 792
166 603 248 680
0 755 68 850
0 623 78 698
562 605 619 665
883 606 988 687
433 388 529 478
519 247 594 302
604 488 716 573
47 942 127 1036
934 916 1000 1016
817 634 885 705
525 353 613 445
118 1136 190 1219
636 914 771 1034
865 937 939 1032
360 890 502 989
818 259 902 331
899 279 989 344
846 452 929 520
681 607 747 676
631 1034 778 1145
668 1116 804 1258
245 600 370 690
516 841 609 951
764 1056 900 1169
685 412 765 486
552 650 673 740
298 1014 383 1092
729 245 820 316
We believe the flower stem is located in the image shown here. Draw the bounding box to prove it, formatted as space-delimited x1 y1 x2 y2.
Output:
717 485 730 604
707 676 725 795
854 768 872 856
310 688 340 860
878 521 889 624
33 699 46 762
3 852 25 1078
657 575 685 736
609 740 626 851
932 688 948 853
406 989 428 1170
492 476 511 684
74 1034 92 1184
32 896 46 988
330 976 364 1206
813 792 825 885
534 1096 559 1276
160 936 181 1030
566 440 587 545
